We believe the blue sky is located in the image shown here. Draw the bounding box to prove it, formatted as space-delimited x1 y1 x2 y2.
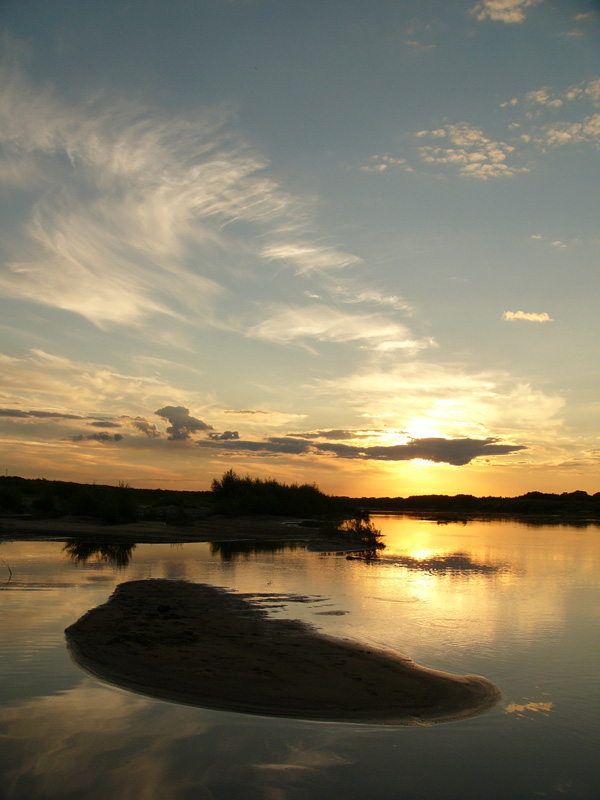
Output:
1 0 599 495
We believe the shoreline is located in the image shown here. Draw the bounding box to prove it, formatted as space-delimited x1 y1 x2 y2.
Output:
0 514 320 544
0 514 384 554
3 507 597 549
66 579 501 726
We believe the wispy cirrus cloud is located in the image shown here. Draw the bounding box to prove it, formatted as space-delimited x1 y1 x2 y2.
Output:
329 285 413 313
246 304 433 352
260 243 361 274
503 310 553 322
0 349 193 418
0 49 369 331
470 0 543 24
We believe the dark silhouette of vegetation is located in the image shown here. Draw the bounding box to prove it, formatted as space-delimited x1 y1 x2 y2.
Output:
0 475 211 525
210 470 346 517
1 474 599 527
341 490 600 521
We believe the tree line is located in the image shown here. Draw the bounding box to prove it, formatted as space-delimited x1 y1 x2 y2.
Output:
1 473 599 525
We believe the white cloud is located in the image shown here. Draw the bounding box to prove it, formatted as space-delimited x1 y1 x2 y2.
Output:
0 54 368 329
409 78 600 181
246 304 432 352
330 285 413 313
470 0 543 24
313 362 564 441
525 88 563 109
503 311 554 322
0 348 195 418
534 113 600 149
416 123 529 178
359 154 415 173
260 243 361 274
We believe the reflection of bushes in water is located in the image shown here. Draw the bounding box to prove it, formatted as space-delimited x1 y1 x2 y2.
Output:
63 541 136 568
211 470 345 517
210 540 299 562
345 549 382 563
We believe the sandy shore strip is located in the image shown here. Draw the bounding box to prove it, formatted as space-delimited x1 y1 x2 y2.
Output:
65 579 501 725
0 515 382 554
0 515 315 543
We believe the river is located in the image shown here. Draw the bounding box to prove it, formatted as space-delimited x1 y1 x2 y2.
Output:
1 515 598 799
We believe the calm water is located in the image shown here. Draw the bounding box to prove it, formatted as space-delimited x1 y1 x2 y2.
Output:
0 516 599 800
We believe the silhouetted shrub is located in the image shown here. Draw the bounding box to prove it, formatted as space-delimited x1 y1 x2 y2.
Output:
210 470 344 517
0 485 25 513
68 484 138 524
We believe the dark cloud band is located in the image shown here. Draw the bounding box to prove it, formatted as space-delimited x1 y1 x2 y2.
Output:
196 435 525 466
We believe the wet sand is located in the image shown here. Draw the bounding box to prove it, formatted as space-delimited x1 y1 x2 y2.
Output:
0 515 379 554
0 515 311 544
65 579 501 725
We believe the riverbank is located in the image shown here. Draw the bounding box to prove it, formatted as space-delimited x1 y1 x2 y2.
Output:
0 513 311 543
0 514 386 554
66 578 501 725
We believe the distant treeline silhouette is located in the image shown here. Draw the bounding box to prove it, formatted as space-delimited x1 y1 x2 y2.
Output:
0 472 344 523
342 490 600 518
1 475 599 524
0 475 210 525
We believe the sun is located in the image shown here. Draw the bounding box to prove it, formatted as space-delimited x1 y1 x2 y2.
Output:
404 417 442 439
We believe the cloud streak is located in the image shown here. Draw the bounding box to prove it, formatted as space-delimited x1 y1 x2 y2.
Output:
0 408 86 420
247 304 433 352
0 53 367 331
503 311 553 322
197 434 525 466
71 432 123 443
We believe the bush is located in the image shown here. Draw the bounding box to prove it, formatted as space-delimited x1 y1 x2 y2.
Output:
211 470 344 517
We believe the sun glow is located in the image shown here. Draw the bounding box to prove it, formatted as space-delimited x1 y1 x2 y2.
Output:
404 418 443 439
410 549 435 561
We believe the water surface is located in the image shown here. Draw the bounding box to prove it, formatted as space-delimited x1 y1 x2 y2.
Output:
1 516 598 799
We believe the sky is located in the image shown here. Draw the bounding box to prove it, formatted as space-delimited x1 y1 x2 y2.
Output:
0 0 599 497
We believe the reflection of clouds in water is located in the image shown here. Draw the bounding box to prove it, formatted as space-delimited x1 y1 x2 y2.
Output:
378 551 503 575
505 701 554 716
0 683 181 800
0 680 355 800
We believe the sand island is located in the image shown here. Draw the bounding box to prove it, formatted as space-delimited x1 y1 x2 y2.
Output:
66 579 501 725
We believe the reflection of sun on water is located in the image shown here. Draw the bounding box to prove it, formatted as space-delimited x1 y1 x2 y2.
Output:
410 549 434 561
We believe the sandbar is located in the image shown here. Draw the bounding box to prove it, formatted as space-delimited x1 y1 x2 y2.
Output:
65 579 501 725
